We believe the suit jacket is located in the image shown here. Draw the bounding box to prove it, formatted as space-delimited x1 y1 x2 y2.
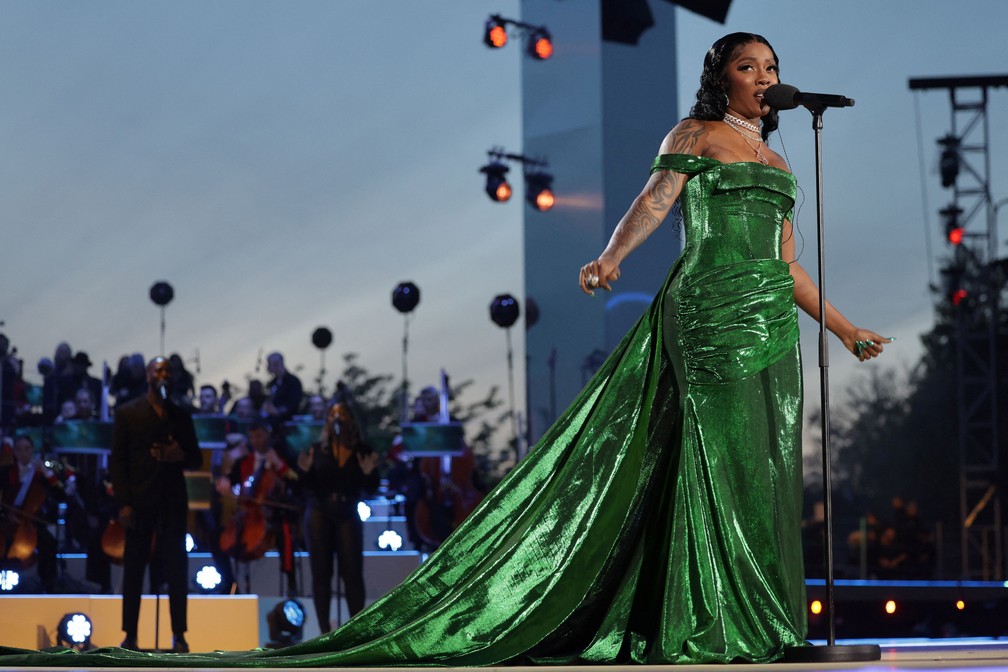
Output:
109 395 201 513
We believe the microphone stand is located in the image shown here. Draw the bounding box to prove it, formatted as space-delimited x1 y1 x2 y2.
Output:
783 106 879 663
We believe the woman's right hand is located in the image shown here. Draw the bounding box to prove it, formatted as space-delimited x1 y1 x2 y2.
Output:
579 256 621 295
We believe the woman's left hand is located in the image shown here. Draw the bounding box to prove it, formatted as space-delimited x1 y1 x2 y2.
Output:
842 329 893 362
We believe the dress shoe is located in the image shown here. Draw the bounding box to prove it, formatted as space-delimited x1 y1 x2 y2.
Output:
171 634 189 653
119 636 138 651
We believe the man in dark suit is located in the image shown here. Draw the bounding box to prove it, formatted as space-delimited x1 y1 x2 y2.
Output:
109 357 201 653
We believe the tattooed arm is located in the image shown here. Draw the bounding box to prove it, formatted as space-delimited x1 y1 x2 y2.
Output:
579 120 707 295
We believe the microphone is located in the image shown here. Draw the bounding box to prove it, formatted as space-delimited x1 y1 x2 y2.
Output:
764 84 855 111
157 382 169 402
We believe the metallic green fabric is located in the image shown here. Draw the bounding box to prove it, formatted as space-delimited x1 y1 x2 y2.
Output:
0 155 806 666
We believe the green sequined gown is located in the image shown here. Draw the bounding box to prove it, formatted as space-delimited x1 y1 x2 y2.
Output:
0 155 807 666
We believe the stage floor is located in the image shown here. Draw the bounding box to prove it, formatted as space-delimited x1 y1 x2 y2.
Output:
4 639 1008 672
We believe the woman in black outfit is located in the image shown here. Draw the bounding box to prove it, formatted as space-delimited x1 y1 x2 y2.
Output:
297 402 379 633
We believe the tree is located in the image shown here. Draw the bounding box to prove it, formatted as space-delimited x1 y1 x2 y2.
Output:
336 353 515 487
816 262 1007 578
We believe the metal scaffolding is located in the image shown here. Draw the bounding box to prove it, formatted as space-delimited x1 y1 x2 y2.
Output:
909 75 1008 579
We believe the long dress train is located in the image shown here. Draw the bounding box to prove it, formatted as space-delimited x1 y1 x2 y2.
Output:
0 154 807 666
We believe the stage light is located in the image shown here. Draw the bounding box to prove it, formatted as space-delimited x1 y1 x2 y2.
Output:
484 16 507 48
480 161 512 202
956 599 966 611
941 204 964 245
938 134 960 188
357 501 372 522
56 612 92 650
0 569 19 591
195 565 223 593
267 598 305 646
884 600 897 615
941 262 969 308
483 150 555 209
185 533 196 553
809 600 823 615
378 530 403 551
528 28 553 60
525 171 555 211
483 15 552 60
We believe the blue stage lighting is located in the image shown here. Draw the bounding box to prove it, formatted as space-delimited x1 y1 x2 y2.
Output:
267 598 305 646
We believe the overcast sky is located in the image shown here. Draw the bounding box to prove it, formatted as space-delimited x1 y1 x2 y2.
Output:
1 1 1006 454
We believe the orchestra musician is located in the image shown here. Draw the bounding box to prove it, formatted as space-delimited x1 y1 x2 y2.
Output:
109 357 202 653
0 435 59 593
262 352 303 424
297 402 379 632
217 420 299 595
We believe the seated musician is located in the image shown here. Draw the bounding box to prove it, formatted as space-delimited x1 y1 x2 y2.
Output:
0 435 59 592
195 384 219 415
216 420 299 594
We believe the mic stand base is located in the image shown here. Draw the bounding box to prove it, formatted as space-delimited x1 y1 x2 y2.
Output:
783 643 881 663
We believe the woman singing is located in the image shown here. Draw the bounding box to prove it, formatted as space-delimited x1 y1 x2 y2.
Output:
0 32 890 667
297 402 379 633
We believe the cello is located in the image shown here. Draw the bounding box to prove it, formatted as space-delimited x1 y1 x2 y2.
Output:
412 372 484 549
0 468 50 568
219 461 279 562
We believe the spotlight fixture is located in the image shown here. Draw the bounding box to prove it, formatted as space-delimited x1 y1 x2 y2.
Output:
483 14 553 60
941 263 969 308
940 204 964 245
357 501 372 522
56 612 93 650
480 161 512 202
0 569 19 592
266 598 305 646
483 16 507 48
525 171 555 211
527 27 553 60
195 565 223 593
378 529 404 551
937 134 960 188
481 148 554 210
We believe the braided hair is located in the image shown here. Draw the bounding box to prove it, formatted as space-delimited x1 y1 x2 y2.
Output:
688 32 779 142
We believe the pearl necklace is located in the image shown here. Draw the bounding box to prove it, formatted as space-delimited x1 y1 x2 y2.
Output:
723 112 761 135
722 119 769 165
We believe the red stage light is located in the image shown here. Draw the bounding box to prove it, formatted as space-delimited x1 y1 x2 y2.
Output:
487 24 507 48
495 181 512 202
531 35 553 60
534 188 555 211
